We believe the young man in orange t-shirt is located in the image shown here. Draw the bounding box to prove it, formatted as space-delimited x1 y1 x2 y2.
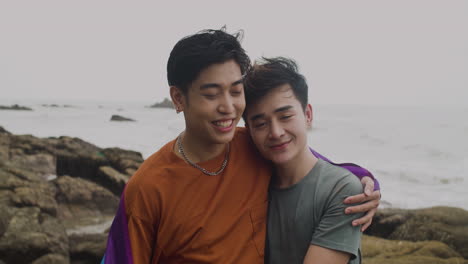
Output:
101 29 380 264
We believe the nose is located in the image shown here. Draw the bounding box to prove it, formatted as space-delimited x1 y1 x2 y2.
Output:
269 119 285 139
218 93 235 114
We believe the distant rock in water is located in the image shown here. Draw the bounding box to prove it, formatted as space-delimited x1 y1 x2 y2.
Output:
110 115 135 122
0 104 32 111
147 98 174 109
41 104 76 108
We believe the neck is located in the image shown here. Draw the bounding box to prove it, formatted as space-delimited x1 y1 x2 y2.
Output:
176 130 227 163
274 146 318 189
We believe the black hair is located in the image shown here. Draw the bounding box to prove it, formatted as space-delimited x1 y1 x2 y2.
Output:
167 28 250 94
243 57 308 120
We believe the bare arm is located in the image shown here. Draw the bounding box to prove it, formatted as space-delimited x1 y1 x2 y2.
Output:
303 245 351 264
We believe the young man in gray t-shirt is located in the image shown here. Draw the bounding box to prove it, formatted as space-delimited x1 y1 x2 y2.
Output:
244 57 367 264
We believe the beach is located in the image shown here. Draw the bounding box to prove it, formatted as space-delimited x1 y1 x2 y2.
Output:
1 101 467 263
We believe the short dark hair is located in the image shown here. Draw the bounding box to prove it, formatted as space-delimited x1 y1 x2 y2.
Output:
243 57 308 119
167 28 251 94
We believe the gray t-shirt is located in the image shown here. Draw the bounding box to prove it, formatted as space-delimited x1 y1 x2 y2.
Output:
266 159 363 264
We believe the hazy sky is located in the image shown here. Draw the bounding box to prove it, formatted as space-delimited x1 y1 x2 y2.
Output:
1 0 467 105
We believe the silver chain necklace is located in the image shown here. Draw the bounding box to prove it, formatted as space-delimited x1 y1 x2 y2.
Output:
176 133 229 176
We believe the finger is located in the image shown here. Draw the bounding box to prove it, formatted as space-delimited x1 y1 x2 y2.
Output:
361 176 374 196
344 193 367 204
351 211 373 227
361 218 373 232
344 190 380 204
345 199 379 214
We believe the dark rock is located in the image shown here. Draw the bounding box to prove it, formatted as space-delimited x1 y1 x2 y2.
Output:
41 104 76 108
0 104 32 111
10 183 58 216
31 254 69 264
54 136 109 182
366 206 468 259
147 97 174 109
69 233 107 264
0 128 146 264
9 153 56 180
110 115 135 122
101 147 143 174
53 176 118 224
0 207 69 264
96 166 129 195
0 127 10 135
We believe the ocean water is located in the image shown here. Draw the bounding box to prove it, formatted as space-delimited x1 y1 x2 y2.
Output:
1 100 467 210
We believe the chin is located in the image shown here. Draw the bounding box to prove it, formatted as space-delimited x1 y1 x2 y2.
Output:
268 153 294 165
212 131 236 144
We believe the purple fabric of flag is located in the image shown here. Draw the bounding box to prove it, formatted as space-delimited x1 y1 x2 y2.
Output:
102 190 133 264
310 147 380 190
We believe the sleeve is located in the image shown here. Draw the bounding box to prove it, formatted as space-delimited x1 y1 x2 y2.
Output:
310 176 364 259
127 215 158 263
309 147 381 191
102 180 162 264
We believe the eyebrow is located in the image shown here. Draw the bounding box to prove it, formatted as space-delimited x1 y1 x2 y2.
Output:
199 77 244 90
249 105 293 122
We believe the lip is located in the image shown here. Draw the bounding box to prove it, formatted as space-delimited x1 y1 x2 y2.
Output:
269 139 292 151
212 118 235 133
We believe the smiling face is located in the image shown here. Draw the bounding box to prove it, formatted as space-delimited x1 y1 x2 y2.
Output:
171 59 246 146
246 84 312 166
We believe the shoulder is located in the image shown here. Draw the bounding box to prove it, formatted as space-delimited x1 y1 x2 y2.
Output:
315 160 363 197
128 140 177 184
124 140 177 219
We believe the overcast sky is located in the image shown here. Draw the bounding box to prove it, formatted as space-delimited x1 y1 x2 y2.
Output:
1 0 467 106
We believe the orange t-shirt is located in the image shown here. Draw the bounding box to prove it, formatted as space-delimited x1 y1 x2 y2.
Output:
124 127 271 263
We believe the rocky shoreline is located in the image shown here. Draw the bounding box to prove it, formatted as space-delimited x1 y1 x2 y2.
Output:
0 126 466 264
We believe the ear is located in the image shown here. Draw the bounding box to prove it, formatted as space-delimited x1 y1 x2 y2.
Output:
170 86 186 112
305 104 313 128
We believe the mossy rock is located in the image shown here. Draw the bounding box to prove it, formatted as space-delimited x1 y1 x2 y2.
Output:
362 235 468 264
366 206 468 259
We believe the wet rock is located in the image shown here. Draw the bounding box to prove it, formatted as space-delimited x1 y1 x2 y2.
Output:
110 115 135 122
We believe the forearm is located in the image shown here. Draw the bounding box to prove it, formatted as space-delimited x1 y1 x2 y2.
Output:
303 245 351 264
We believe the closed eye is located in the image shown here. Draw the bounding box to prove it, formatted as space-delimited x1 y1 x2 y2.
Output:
253 122 267 128
202 94 218 99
